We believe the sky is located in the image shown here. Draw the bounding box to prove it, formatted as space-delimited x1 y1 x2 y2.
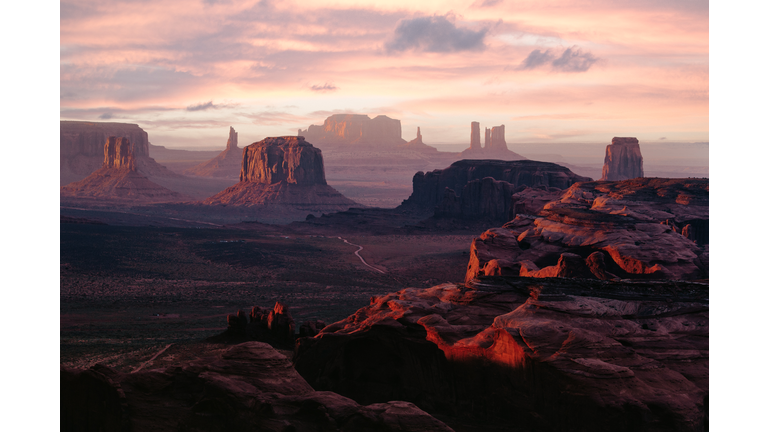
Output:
60 0 709 149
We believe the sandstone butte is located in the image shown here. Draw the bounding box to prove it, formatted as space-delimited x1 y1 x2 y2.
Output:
601 137 644 181
298 114 407 148
60 120 180 186
184 126 243 178
60 137 189 202
203 136 356 211
466 177 709 283
61 341 453 432
461 122 526 160
399 126 438 152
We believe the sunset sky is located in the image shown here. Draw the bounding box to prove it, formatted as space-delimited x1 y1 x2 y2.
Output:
60 0 709 149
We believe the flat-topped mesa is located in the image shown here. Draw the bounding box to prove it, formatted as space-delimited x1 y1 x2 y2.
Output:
601 137 644 180
401 159 592 210
61 121 149 158
298 114 406 147
225 126 238 151
239 136 326 185
103 136 136 171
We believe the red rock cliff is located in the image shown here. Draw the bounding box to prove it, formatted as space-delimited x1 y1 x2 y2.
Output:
103 136 136 171
239 136 327 185
600 137 644 180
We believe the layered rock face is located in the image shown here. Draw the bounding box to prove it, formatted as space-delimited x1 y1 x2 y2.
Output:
61 121 179 185
601 137 644 180
240 136 326 185
61 137 188 202
434 177 516 223
299 114 407 147
294 278 708 432
103 137 136 170
401 160 592 211
185 127 244 178
204 137 356 211
467 178 709 282
61 341 453 432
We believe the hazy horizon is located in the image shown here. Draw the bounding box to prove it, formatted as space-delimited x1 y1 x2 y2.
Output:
60 0 708 152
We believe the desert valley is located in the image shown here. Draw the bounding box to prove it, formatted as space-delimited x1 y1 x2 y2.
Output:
60 115 708 432
50 1 718 430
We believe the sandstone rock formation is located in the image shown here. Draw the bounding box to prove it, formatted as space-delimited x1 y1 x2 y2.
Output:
61 341 453 432
466 178 709 282
299 114 407 148
224 302 297 348
461 122 524 160
399 127 438 152
184 126 243 178
61 137 189 202
204 137 356 213
293 277 708 432
600 137 644 180
434 177 516 223
400 160 592 211
470 122 481 150
61 121 180 186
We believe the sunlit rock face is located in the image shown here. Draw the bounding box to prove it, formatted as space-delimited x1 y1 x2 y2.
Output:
601 137 644 180
299 114 406 147
61 137 187 202
401 160 592 211
240 136 327 185
466 178 709 283
61 341 454 432
103 136 136 171
204 137 356 211
60 121 179 186
294 278 708 432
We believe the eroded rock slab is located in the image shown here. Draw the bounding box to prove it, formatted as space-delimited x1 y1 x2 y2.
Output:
467 178 709 282
294 278 708 432
61 341 453 432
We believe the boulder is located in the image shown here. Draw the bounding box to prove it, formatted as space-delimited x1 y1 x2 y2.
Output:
61 341 453 432
600 137 644 181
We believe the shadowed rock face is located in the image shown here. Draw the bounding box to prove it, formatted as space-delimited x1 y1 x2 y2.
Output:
401 160 592 211
240 136 327 185
299 114 406 147
466 178 709 282
434 177 516 223
61 342 453 432
601 137 644 180
293 278 708 432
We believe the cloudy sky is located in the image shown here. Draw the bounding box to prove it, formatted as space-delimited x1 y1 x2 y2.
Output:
60 0 709 149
